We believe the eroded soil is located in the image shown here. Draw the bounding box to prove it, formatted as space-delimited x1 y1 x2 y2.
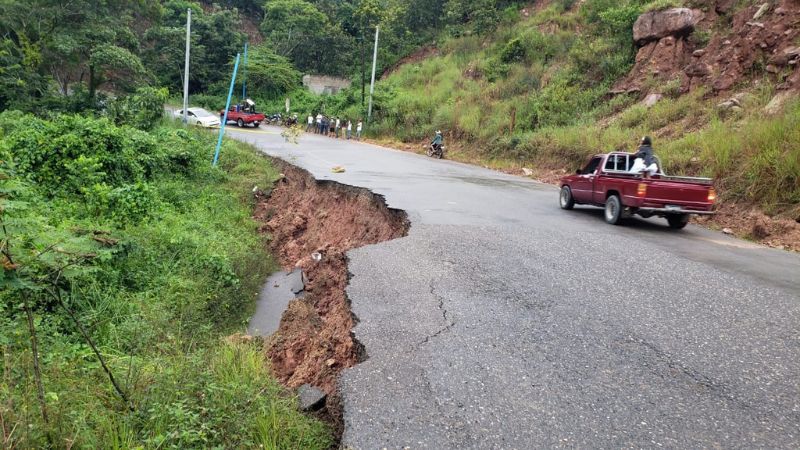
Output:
251 159 408 432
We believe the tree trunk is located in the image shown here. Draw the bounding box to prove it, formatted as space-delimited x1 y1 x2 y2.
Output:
89 64 96 100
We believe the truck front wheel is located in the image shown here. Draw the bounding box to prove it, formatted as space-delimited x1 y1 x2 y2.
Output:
559 186 575 210
667 214 689 229
237 118 244 127
604 195 623 225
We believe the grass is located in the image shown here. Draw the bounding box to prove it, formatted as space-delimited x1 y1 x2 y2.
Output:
0 117 333 448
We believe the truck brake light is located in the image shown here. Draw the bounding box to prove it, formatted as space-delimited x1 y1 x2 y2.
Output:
708 188 717 203
637 183 647 197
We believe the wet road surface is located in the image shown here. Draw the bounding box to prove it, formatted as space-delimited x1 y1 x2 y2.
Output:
229 126 800 448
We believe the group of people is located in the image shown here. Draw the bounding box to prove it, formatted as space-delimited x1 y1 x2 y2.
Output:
306 113 363 140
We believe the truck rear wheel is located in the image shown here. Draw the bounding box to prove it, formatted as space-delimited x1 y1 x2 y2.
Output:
237 118 244 127
604 195 623 225
667 214 689 229
559 186 575 210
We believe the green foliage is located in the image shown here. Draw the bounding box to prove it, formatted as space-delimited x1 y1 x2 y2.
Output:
245 45 302 99
107 87 170 130
145 1 246 94
0 114 331 447
500 38 526 63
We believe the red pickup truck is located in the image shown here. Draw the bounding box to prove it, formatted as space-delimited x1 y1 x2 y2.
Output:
219 101 265 128
559 152 716 229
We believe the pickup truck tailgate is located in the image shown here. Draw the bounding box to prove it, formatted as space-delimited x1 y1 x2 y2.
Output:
645 180 711 206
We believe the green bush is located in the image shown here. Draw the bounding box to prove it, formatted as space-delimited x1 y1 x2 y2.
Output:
107 87 169 130
0 114 331 448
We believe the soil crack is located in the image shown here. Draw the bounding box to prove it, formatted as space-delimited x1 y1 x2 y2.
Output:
250 156 409 440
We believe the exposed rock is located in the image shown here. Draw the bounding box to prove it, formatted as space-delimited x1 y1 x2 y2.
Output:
769 46 800 66
684 62 711 77
693 49 706 57
715 0 736 15
752 217 771 239
722 227 734 235
633 8 702 45
752 3 770 20
717 98 741 110
643 93 663 107
764 90 796 115
521 167 534 176
746 21 765 28
298 384 326 411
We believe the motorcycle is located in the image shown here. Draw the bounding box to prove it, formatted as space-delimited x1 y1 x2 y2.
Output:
267 113 283 125
427 143 445 159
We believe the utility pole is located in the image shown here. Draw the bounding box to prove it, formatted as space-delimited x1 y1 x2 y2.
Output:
360 32 366 109
367 25 379 123
182 8 191 124
242 42 248 100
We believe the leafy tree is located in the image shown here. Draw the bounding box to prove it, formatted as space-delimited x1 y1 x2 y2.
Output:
142 1 245 94
260 0 345 74
244 45 301 98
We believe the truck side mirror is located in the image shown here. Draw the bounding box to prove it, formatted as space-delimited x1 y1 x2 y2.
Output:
576 169 582 175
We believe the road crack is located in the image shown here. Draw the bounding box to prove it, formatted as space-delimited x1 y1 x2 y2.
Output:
415 280 456 348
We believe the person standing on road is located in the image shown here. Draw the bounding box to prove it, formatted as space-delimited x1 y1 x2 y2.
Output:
356 119 363 140
315 113 323 134
306 113 314 132
335 117 341 138
346 119 352 139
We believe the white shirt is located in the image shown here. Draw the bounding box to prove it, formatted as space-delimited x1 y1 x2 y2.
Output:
335 119 340 127
316 114 322 123
307 115 313 124
347 122 352 130
357 122 363 131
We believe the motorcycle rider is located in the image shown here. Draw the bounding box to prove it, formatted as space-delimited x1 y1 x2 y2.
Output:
430 130 444 155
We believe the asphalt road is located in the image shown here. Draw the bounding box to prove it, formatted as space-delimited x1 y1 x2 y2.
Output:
229 126 800 449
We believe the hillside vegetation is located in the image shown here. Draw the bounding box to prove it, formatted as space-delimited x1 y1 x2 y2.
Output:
347 0 799 219
260 0 793 223
0 108 331 447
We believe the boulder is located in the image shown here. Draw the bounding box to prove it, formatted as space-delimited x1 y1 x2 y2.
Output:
643 93 663 107
768 46 800 66
764 90 796 115
633 8 702 44
752 3 769 20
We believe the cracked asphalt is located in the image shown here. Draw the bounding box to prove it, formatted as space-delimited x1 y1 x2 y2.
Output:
228 127 800 449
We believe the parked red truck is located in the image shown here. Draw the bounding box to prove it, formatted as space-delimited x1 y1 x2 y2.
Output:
559 152 716 229
219 99 264 127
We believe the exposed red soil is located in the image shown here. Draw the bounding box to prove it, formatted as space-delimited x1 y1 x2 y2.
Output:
614 0 800 95
251 159 407 430
693 203 800 252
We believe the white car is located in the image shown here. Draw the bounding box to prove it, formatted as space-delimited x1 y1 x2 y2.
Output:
173 107 221 128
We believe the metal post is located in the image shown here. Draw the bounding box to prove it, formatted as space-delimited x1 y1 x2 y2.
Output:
242 42 248 100
213 53 241 167
182 8 192 124
367 26 379 122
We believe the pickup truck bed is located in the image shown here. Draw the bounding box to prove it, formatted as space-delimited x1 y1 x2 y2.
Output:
559 152 716 229
219 108 264 127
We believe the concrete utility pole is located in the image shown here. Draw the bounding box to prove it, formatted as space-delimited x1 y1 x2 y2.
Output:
182 8 191 124
367 25 379 123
